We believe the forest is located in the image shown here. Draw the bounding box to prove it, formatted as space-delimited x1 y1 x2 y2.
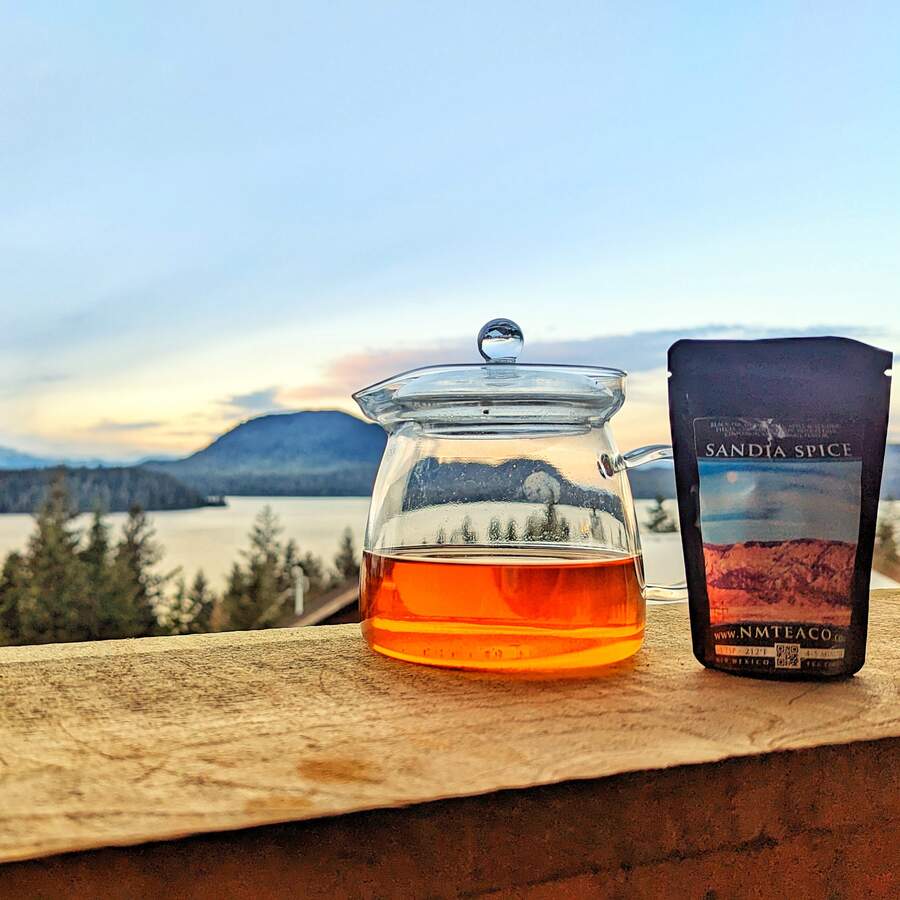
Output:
0 466 216 513
0 473 359 647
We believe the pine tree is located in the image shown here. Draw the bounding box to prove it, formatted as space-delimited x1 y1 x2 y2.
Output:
187 571 215 632
460 516 478 544
111 505 165 637
333 528 359 582
221 562 251 630
488 518 502 542
281 539 300 591
0 551 25 645
162 571 216 635
646 495 677 534
17 473 97 644
589 508 608 543
79 505 123 639
220 506 289 630
524 501 571 542
875 518 899 566
299 551 327 595
504 518 518 542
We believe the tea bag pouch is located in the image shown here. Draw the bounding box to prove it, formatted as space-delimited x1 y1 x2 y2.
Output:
668 337 892 678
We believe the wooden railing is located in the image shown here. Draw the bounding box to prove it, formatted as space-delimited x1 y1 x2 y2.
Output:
0 594 898 898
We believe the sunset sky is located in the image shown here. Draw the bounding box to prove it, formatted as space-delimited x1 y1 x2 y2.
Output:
2 3 898 460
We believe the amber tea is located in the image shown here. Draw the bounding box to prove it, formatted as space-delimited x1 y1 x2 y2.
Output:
360 546 645 671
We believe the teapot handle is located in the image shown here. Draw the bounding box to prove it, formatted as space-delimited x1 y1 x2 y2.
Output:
623 444 689 605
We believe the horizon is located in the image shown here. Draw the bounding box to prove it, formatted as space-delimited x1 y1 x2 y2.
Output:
2 4 899 456
3 322 899 460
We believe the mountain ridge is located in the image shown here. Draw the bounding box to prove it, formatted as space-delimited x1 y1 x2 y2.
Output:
142 410 387 497
2 413 898 501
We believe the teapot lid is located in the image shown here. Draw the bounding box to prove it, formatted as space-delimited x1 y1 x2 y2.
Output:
353 318 626 428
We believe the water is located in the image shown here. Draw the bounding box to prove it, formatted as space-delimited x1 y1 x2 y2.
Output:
0 496 371 589
0 496 893 589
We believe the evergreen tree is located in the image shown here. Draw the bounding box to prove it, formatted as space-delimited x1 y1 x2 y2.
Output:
646 495 677 533
188 571 215 633
524 501 571 542
0 551 25 645
504 518 518 542
589 508 608 543
282 539 300 590
162 571 216 635
17 473 97 644
333 527 359 582
876 518 899 565
299 551 327 595
488 518 502 542
111 505 165 637
220 506 289 630
80 506 110 579
79 505 123 639
460 516 478 544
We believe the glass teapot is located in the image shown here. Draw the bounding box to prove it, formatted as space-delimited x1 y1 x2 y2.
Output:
353 318 686 671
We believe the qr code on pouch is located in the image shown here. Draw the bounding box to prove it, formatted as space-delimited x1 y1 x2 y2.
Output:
775 643 801 669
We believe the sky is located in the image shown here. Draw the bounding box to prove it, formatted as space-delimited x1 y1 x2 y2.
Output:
698 459 862 544
1 2 898 460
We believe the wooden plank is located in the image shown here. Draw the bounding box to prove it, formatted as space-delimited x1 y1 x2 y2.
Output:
1 739 897 898
0 592 897 865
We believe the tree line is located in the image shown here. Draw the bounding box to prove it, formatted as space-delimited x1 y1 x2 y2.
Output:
0 474 360 647
0 466 216 513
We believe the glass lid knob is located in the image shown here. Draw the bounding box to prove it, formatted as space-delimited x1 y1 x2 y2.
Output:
477 318 524 364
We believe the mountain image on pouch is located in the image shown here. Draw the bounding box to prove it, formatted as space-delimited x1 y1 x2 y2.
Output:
698 459 861 626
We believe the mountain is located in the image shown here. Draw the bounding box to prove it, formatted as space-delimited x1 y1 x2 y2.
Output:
0 445 125 470
143 410 387 496
0 467 218 514
0 446 61 469
703 538 856 626
399 458 624 516
3 415 896 502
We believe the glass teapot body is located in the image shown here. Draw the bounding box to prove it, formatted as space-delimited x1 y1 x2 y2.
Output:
354 319 683 671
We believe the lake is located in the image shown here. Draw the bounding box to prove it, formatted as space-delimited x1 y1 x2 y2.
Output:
0 497 371 589
0 496 895 589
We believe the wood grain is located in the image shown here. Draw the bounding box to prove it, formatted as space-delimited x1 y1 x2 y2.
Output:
1 739 897 899
0 592 898 865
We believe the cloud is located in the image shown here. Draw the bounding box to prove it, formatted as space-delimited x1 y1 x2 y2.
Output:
0 371 69 397
219 386 285 416
88 419 163 432
284 323 879 401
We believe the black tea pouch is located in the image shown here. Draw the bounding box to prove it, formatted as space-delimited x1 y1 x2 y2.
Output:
668 337 892 679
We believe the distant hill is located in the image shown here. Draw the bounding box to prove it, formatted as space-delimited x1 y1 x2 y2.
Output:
143 410 387 496
143 409 900 501
0 445 124 470
400 458 625 515
0 467 216 514
0 446 62 469
143 408 684 500
2 417 896 503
